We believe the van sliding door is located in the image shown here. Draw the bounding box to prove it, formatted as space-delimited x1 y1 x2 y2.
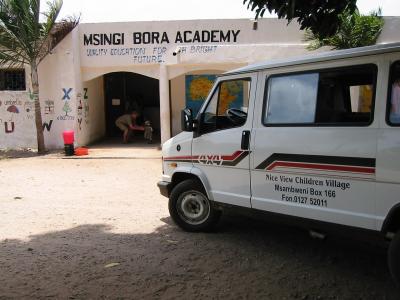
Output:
250 64 378 230
376 59 400 230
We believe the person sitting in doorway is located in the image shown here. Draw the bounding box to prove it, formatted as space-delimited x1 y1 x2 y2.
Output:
115 111 144 143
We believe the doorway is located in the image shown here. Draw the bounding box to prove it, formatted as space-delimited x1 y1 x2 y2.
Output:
104 72 160 141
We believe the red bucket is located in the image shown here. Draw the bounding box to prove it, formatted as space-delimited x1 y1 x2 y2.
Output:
62 130 74 145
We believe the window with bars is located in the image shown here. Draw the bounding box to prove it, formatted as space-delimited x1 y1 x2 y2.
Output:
0 69 26 91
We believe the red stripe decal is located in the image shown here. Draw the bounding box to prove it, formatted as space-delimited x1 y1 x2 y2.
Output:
164 151 245 162
164 155 198 161
266 161 375 174
221 150 243 161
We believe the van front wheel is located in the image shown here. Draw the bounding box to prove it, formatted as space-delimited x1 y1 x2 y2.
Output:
169 179 221 232
389 231 400 286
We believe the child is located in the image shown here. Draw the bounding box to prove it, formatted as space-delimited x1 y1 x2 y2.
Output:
144 120 153 144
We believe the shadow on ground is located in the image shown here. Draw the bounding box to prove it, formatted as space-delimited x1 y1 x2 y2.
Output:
0 149 57 159
0 212 397 299
91 136 161 150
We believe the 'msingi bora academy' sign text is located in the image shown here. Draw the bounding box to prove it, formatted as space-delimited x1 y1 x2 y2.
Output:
83 30 241 46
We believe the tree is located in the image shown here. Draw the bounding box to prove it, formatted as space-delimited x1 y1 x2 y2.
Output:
62 100 71 116
243 0 357 39
305 9 384 50
0 0 78 153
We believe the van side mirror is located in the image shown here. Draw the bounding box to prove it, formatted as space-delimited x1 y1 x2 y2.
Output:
181 108 194 132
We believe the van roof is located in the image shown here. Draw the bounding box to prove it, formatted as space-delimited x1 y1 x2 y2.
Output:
225 42 400 75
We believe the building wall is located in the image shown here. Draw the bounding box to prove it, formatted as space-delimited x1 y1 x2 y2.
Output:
38 28 81 149
77 76 105 146
0 88 36 149
79 18 306 71
1 18 400 149
378 17 400 44
0 28 81 150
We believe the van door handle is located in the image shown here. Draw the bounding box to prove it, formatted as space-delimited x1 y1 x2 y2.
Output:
241 130 250 150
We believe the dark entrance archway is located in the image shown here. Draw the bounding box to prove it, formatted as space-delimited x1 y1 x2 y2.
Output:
104 72 160 140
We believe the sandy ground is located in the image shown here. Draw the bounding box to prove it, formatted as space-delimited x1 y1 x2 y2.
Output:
0 146 399 299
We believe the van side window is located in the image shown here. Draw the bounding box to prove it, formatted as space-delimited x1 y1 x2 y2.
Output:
388 61 400 125
265 73 318 124
315 66 375 124
264 65 376 126
202 78 251 133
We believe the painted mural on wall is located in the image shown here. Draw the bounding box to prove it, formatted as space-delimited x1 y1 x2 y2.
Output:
0 91 36 148
44 100 55 115
57 88 74 121
0 85 80 148
185 75 245 117
217 80 244 115
77 88 90 131
42 120 53 132
77 92 83 130
185 75 216 116
3 98 22 134
24 100 34 120
83 88 89 124
42 99 55 132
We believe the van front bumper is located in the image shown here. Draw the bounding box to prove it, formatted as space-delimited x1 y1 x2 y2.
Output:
157 181 171 198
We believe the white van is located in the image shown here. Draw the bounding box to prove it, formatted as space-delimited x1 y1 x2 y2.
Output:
157 43 400 286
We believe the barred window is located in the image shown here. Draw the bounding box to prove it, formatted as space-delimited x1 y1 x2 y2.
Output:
0 69 26 91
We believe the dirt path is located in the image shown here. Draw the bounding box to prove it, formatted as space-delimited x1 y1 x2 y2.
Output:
0 153 398 299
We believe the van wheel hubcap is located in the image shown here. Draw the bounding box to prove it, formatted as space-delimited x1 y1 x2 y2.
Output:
178 191 210 225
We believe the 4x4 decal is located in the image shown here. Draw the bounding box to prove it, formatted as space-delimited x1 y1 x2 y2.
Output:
199 150 250 166
164 150 250 166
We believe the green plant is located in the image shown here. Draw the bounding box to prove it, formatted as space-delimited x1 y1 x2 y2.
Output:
243 0 357 39
305 8 384 50
62 101 72 116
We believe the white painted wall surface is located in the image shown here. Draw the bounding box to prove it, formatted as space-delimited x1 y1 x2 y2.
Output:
0 89 36 149
78 76 106 145
378 17 400 44
79 19 305 80
38 29 80 149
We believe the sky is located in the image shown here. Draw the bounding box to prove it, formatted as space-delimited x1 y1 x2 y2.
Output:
51 0 400 23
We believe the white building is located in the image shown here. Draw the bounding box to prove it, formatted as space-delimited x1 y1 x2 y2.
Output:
1 18 399 149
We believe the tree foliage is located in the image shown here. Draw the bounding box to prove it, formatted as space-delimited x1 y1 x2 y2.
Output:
305 9 384 50
243 0 357 39
0 0 79 66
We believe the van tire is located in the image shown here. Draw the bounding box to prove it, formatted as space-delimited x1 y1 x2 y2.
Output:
388 231 400 287
169 179 221 232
